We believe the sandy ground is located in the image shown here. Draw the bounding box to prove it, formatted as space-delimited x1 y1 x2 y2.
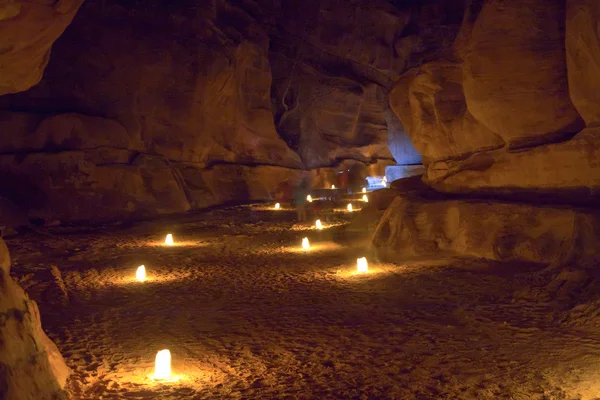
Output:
6 204 600 400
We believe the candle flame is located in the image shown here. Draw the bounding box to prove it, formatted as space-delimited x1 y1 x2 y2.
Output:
362 187 367 193
165 234 174 246
274 203 280 210
347 203 353 212
362 194 368 202
331 184 336 189
357 257 368 273
302 237 310 250
153 349 172 379
315 219 323 230
136 265 146 282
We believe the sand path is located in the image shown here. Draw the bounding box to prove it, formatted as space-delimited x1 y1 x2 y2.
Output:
7 205 600 399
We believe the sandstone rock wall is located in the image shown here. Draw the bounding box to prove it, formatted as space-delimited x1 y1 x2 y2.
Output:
0 0 83 95
372 192 600 266
377 0 600 265
567 0 600 127
0 0 452 224
389 0 599 201
0 238 70 399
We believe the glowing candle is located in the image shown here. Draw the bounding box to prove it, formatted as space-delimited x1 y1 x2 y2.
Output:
307 195 313 202
153 349 172 379
357 257 368 273
362 194 368 202
331 184 336 189
136 265 146 282
347 203 353 212
315 219 323 230
274 203 281 210
165 234 174 246
302 237 310 250
362 187 366 193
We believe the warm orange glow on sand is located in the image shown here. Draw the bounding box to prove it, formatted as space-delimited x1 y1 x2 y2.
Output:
153 349 172 380
362 194 368 202
165 234 174 246
136 265 146 281
285 240 341 254
357 257 368 273
289 220 348 232
347 203 353 212
274 203 281 210
143 240 204 248
307 195 313 202
302 237 310 250
315 219 323 230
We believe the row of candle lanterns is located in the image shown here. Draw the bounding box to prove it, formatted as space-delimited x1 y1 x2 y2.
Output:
134 234 176 282
134 235 177 379
275 197 367 210
135 189 372 380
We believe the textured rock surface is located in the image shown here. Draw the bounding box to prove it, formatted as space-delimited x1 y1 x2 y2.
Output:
566 0 600 126
390 61 503 161
462 0 583 147
0 238 70 399
425 128 600 203
381 0 600 265
0 0 456 223
389 0 599 200
0 0 83 95
372 193 600 266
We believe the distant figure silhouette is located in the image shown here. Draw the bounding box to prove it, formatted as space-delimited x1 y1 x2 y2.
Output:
339 169 349 192
293 177 310 223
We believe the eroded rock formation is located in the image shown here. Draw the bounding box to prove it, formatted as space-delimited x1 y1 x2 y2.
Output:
0 0 451 224
0 238 70 399
377 0 600 264
0 0 83 95
389 0 598 196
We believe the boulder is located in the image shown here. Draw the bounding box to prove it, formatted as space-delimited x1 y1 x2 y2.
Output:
372 194 600 266
462 0 583 147
0 239 70 399
566 0 600 126
0 0 83 95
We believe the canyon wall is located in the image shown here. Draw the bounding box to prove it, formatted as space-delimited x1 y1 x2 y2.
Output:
376 0 600 265
0 3 81 398
0 0 451 224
